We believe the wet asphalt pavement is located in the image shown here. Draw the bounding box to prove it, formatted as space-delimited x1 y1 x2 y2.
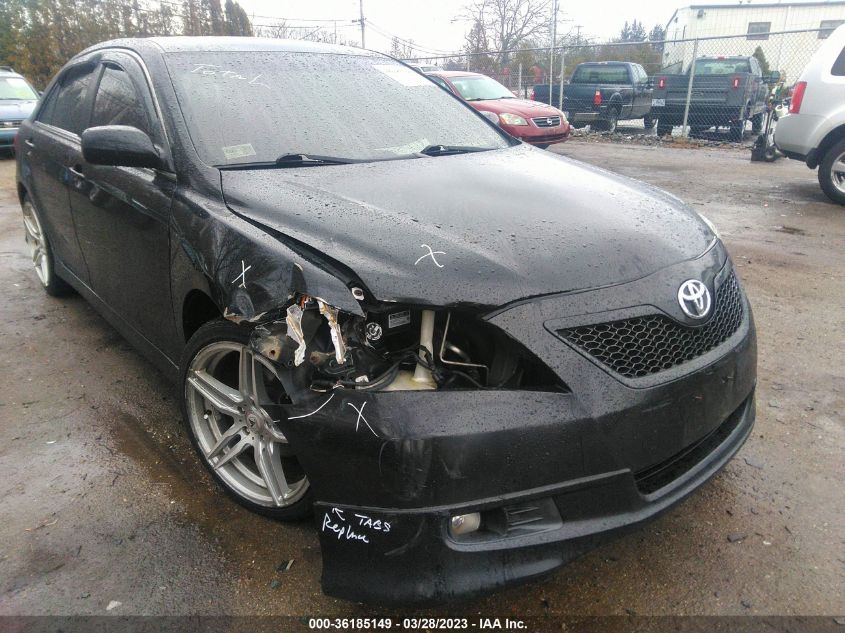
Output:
0 141 842 619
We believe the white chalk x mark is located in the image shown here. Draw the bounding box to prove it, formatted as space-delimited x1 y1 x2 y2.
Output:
231 260 251 288
414 244 445 268
347 402 378 437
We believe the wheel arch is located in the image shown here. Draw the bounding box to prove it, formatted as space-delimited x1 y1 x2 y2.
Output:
182 288 223 342
810 123 845 169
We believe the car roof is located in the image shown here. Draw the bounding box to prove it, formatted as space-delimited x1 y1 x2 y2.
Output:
77 36 379 58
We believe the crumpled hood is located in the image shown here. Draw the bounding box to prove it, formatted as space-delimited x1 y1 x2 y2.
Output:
221 145 714 308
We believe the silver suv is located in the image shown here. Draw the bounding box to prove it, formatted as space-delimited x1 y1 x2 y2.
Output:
775 24 845 204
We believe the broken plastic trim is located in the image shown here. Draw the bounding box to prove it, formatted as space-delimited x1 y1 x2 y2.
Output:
317 299 347 365
286 303 307 366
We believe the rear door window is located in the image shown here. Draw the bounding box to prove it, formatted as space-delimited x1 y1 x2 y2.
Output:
38 65 96 135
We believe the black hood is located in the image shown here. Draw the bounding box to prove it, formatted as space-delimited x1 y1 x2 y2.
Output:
221 145 714 308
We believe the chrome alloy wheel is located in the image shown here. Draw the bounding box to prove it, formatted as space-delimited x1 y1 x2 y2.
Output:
22 199 50 287
186 341 309 507
830 151 845 195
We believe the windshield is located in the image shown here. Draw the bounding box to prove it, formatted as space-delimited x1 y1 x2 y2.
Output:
448 75 515 101
0 76 38 100
164 52 509 166
571 65 630 84
694 59 751 75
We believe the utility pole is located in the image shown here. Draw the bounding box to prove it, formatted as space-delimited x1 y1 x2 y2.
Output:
358 0 366 48
548 0 557 107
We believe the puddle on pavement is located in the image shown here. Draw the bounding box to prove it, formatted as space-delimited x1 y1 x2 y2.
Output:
102 397 322 581
774 225 807 236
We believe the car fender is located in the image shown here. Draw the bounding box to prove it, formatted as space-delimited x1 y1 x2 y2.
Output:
169 187 363 343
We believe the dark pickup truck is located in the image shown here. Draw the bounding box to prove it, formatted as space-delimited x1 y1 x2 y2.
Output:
533 61 654 133
651 56 777 140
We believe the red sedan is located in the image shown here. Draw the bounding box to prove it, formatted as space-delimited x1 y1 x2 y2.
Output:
427 70 571 148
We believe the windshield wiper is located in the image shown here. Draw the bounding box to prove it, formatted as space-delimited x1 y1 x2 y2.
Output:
418 144 495 157
274 153 357 166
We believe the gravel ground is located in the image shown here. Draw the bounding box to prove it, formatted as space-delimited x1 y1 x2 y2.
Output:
0 141 842 621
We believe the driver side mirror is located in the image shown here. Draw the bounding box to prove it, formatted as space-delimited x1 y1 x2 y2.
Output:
764 71 781 84
81 125 163 169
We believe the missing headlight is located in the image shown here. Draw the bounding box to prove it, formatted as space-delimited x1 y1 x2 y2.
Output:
252 298 567 394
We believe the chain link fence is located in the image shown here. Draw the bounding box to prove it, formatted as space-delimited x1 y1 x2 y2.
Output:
404 27 826 143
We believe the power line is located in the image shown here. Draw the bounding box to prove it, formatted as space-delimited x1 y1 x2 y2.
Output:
156 0 348 23
365 21 456 55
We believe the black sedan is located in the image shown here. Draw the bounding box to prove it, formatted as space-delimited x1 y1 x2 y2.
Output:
15 37 756 603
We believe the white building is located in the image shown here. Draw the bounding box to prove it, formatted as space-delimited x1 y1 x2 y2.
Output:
662 1 845 81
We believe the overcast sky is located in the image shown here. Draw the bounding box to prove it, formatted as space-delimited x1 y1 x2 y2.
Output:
235 0 688 56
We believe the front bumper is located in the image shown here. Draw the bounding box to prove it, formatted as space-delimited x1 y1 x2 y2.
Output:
505 122 571 146
317 394 754 603
278 247 757 603
0 128 17 148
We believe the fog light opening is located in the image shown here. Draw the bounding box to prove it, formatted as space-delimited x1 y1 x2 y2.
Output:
449 512 481 537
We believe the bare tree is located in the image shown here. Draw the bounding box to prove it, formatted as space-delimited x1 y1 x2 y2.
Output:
460 0 552 66
389 36 415 59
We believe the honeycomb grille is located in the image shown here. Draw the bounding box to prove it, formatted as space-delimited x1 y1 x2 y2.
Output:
558 272 744 379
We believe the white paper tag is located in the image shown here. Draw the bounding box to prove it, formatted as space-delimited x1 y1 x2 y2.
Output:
222 143 257 160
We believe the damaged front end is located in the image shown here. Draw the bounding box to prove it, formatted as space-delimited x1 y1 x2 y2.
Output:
235 254 756 604
249 293 567 400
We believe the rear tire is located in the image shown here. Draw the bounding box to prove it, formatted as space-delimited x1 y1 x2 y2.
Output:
656 123 673 137
751 113 764 134
604 107 619 133
818 138 845 205
729 119 746 142
643 114 655 129
21 197 73 297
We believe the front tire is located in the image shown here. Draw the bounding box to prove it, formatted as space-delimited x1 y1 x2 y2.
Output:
818 138 845 205
21 197 72 297
180 320 314 520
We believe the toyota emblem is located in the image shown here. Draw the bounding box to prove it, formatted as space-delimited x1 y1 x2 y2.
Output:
677 279 712 319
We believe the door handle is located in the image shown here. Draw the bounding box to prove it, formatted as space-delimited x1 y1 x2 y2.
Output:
68 165 85 179
23 138 34 148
